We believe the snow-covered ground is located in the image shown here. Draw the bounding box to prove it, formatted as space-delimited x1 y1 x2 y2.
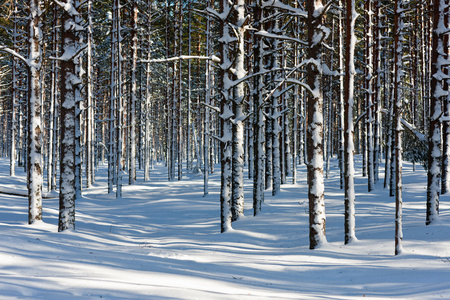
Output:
0 156 449 299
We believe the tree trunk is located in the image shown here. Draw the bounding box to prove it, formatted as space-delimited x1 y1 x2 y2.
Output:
365 0 374 192
219 0 233 232
204 0 212 196
252 0 264 216
393 0 406 254
27 0 44 225
129 0 138 185
427 0 445 226
231 0 246 220
59 0 83 231
85 0 94 188
344 0 357 244
10 4 19 178
306 0 327 249
338 0 345 190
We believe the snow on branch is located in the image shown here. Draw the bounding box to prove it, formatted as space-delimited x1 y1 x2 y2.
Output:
285 79 315 96
380 108 426 142
254 30 307 45
140 55 220 64
205 6 231 22
322 63 340 76
54 0 80 16
50 44 88 62
0 46 30 66
201 102 221 113
262 0 307 17
401 118 426 142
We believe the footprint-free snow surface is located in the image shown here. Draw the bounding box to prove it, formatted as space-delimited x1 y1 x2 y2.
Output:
0 157 449 299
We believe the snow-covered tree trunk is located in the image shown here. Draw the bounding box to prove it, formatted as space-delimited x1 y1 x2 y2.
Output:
427 0 447 225
306 0 327 249
129 0 138 185
165 0 172 181
252 0 264 216
10 4 19 177
365 0 374 192
186 0 192 172
271 18 282 196
265 107 273 191
281 50 290 183
373 0 382 184
115 0 123 199
144 0 152 182
204 0 212 196
247 39 254 181
47 5 59 192
344 0 357 244
108 0 118 194
338 0 345 190
393 0 406 254
383 64 392 190
27 0 44 224
58 0 84 231
218 0 233 232
443 10 450 195
231 0 246 221
75 55 82 200
86 0 94 188
177 1 183 181
292 14 299 185
325 18 335 180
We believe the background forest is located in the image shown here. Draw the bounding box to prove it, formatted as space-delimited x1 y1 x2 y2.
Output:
0 0 447 256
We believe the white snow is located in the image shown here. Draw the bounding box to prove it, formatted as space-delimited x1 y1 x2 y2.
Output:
0 157 450 299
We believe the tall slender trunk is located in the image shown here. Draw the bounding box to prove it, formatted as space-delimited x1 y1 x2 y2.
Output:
129 0 138 185
177 1 183 181
86 0 94 188
253 0 265 216
186 0 192 172
292 12 299 185
427 0 445 225
338 0 345 190
231 0 246 221
366 0 374 192
59 0 83 231
28 0 44 224
443 9 450 195
48 5 59 191
108 0 118 193
307 0 327 249
373 0 381 184
344 0 357 244
219 0 233 232
10 4 18 177
144 0 152 182
204 0 212 196
393 0 405 255
271 18 282 196
115 0 123 199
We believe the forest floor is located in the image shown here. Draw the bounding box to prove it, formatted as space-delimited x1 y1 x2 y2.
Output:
0 156 449 299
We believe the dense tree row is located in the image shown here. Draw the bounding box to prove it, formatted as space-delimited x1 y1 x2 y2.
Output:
0 0 447 254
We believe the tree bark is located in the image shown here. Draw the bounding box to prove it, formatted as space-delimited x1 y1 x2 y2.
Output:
58 0 83 231
306 0 327 249
427 0 446 226
27 0 44 225
253 0 265 216
344 0 357 244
